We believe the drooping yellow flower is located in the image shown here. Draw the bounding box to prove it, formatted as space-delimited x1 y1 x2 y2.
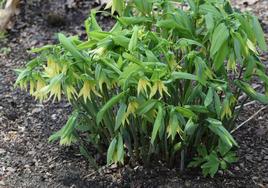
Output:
91 47 107 60
221 96 236 120
137 78 151 96
149 80 170 99
124 100 139 124
43 58 61 78
33 80 47 101
66 85 78 102
29 80 35 95
19 80 28 91
78 80 102 103
50 82 62 102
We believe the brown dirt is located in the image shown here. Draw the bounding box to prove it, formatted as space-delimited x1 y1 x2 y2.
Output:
0 0 268 187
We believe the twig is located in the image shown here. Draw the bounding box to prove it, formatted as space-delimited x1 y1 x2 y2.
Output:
231 106 267 134
238 85 261 101
235 100 257 110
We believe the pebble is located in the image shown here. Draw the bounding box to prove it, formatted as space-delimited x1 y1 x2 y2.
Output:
234 166 240 171
32 108 42 114
6 167 16 173
0 148 6 154
51 114 57 120
0 180 5 186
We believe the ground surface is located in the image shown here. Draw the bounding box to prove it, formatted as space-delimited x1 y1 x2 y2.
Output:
0 0 268 187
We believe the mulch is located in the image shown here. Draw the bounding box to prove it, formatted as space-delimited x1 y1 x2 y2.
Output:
0 0 268 187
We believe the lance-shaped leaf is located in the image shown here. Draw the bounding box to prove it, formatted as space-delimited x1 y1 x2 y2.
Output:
210 23 229 57
151 104 164 143
204 87 214 107
207 118 238 148
107 137 117 164
117 134 124 163
118 17 152 26
115 103 127 131
49 112 78 146
58 33 87 62
97 91 126 125
128 26 139 52
252 16 267 51
234 80 268 104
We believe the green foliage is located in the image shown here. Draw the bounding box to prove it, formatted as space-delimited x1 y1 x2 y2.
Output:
0 0 6 8
15 0 267 177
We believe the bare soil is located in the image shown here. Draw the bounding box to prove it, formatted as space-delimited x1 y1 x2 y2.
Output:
0 0 268 187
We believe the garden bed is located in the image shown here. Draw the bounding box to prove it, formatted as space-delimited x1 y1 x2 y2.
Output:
0 0 268 187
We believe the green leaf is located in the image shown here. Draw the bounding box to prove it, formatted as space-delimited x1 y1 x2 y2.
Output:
213 41 228 71
117 134 124 163
49 112 78 146
168 110 180 140
58 33 87 62
112 0 125 16
86 10 102 33
118 17 152 26
200 4 222 18
176 107 197 120
107 137 117 164
111 35 130 48
252 16 267 51
151 104 164 143
170 72 197 81
134 0 152 15
115 103 127 131
223 152 238 164
234 80 268 104
207 118 238 148
137 100 157 115
184 118 198 136
172 142 182 155
204 87 214 107
205 13 214 32
210 23 229 57
214 91 222 118
201 151 220 177
97 91 126 125
128 26 139 52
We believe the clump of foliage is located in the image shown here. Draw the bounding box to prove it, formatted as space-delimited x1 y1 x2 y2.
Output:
16 0 267 177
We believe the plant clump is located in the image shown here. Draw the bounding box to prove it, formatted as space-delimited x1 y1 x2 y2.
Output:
16 0 267 177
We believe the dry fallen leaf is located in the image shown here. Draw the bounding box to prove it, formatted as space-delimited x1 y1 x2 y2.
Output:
0 0 20 31
96 0 110 5
237 0 259 5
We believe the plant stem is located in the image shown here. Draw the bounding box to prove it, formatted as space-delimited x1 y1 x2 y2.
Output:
180 149 185 173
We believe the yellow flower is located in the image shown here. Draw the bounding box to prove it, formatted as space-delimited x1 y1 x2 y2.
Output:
29 80 35 95
19 80 28 91
137 78 151 96
43 58 61 78
124 100 139 124
50 82 62 102
149 80 170 99
78 81 102 103
33 80 47 101
66 85 78 101
91 47 107 60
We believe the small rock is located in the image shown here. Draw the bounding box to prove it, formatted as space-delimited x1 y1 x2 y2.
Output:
32 108 42 114
0 148 6 154
0 180 5 186
252 176 259 181
6 167 16 173
24 165 30 169
51 114 57 120
264 156 268 160
184 180 191 187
